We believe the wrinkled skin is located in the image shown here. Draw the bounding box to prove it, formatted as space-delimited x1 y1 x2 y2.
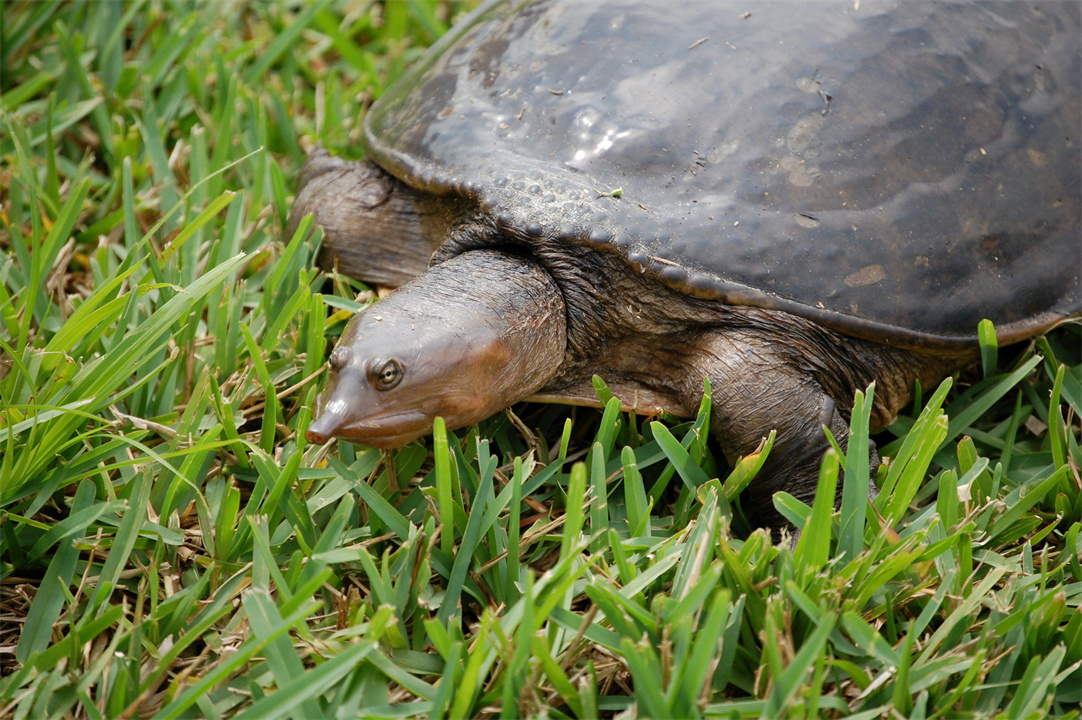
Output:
288 148 452 287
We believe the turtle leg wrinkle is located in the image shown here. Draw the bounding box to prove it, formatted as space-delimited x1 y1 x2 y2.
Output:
682 331 852 531
682 325 958 534
288 150 452 287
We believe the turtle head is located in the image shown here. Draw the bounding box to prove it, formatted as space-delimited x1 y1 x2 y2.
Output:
305 250 567 448
306 304 520 448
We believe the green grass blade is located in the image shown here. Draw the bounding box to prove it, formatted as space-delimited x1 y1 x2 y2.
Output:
839 384 873 561
15 481 95 662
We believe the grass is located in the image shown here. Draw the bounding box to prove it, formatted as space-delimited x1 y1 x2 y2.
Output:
1 1 1080 718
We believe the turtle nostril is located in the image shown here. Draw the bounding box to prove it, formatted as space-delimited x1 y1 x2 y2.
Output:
307 410 347 445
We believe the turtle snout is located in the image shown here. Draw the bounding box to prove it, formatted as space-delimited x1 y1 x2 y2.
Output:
305 379 356 445
306 401 351 445
305 415 336 445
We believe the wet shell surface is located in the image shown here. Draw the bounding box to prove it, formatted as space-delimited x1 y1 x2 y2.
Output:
366 0 1080 349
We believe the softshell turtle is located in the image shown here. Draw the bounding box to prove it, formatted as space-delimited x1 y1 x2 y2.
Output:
294 0 1081 525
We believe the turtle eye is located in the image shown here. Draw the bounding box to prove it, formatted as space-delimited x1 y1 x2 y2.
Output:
370 359 403 390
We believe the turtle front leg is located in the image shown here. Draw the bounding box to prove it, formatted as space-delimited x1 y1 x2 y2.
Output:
288 150 452 287
683 330 879 531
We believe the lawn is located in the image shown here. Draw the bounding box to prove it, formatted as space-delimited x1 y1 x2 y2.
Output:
1 1 1080 718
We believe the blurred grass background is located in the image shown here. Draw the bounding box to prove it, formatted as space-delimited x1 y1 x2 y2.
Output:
1 1 1080 718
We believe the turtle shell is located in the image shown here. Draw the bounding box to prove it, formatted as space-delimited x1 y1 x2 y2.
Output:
365 0 1081 349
